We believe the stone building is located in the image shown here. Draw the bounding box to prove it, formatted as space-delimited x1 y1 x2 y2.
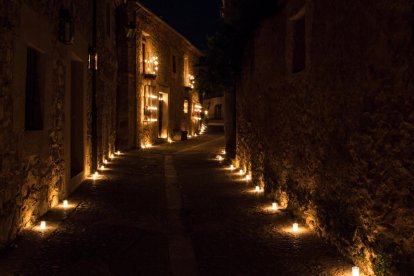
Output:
203 96 225 127
0 0 200 249
223 0 414 274
0 0 122 249
116 2 202 149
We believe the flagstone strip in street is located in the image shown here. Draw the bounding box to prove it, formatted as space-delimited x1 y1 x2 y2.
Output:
164 155 198 275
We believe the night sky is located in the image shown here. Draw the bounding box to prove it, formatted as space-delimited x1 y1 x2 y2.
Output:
139 0 222 49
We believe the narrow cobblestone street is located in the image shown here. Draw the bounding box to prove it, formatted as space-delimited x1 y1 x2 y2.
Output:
1 129 354 275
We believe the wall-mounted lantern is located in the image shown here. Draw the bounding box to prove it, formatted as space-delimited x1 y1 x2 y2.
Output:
88 47 98 70
59 8 74 45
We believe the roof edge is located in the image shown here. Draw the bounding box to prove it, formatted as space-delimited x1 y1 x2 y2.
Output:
134 1 202 56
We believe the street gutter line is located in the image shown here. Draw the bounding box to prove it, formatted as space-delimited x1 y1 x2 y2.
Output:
164 155 198 275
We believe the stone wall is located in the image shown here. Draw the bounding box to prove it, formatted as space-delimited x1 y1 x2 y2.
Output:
0 0 119 249
235 0 414 274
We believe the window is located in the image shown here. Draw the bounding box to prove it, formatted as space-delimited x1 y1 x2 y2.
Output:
214 104 222 120
142 42 146 74
172 55 176 73
183 99 188 114
291 10 306 73
25 47 43 130
106 3 111 37
183 56 189 85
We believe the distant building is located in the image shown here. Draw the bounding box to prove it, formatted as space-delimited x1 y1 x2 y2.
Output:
117 3 202 147
203 96 225 128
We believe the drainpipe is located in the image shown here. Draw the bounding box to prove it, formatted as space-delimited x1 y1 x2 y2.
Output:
91 0 98 173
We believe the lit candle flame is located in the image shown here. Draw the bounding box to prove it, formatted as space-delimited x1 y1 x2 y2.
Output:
272 202 278 210
40 221 46 230
352 266 360 276
292 223 299 232
63 200 69 208
255 186 260 192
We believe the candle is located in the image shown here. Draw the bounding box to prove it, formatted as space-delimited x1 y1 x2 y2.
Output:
110 153 114 159
245 174 252 181
272 202 278 210
255 186 260 192
229 165 235 170
352 266 360 276
40 221 46 229
63 200 69 208
104 159 108 164
293 223 299 232
100 165 105 170
116 150 121 155
239 169 244 175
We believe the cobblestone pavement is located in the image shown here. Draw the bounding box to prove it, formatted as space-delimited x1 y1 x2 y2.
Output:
0 129 354 275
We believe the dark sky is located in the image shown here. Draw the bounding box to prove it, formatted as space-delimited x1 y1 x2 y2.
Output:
139 0 222 49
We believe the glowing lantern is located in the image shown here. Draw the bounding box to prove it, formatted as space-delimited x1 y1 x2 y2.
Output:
168 138 173 143
110 153 114 159
239 169 244 175
255 186 260 192
229 165 235 170
104 159 108 164
293 223 299 232
100 165 105 170
352 267 360 276
216 155 224 161
221 149 226 155
63 200 69 208
245 174 252 181
116 151 121 155
40 221 46 230
272 202 278 210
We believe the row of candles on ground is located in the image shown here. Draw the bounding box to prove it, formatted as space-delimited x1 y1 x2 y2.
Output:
216 150 362 276
38 150 123 231
141 124 207 149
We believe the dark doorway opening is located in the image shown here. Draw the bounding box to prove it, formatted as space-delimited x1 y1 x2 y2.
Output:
70 61 84 177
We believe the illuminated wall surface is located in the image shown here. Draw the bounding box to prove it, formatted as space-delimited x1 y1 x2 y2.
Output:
0 0 200 249
232 0 414 274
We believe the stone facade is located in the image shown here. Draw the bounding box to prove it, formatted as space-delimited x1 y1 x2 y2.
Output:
0 0 201 249
118 3 200 147
233 0 414 274
0 0 120 249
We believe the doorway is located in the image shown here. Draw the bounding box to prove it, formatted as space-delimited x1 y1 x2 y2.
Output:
70 61 84 177
158 92 168 138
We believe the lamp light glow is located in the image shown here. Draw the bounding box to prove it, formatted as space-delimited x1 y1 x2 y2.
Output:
255 186 260 192
245 174 252 181
216 155 224 161
104 159 108 164
293 223 299 232
63 200 69 208
229 164 235 170
116 150 121 155
239 169 244 175
100 165 105 170
352 266 360 276
272 202 278 210
40 221 46 230
110 153 114 159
